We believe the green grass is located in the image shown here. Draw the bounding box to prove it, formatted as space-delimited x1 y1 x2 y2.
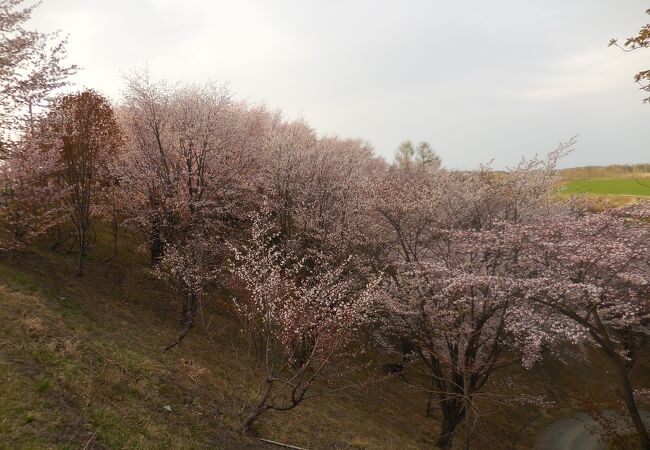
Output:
562 177 650 196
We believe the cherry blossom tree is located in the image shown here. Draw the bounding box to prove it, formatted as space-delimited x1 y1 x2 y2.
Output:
229 213 379 431
118 72 273 349
521 204 650 449
0 137 63 251
221 122 385 430
261 121 381 262
376 224 577 449
0 0 77 152
0 0 76 254
373 142 575 449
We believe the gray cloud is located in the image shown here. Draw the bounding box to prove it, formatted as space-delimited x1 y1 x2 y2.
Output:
32 0 650 168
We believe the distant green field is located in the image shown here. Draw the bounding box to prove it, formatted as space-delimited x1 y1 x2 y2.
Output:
562 178 650 196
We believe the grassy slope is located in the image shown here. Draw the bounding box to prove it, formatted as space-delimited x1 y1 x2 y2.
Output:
0 253 256 449
0 233 443 449
0 229 648 449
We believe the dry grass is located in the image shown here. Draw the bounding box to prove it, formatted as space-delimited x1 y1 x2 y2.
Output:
0 224 648 449
0 230 442 449
560 164 650 181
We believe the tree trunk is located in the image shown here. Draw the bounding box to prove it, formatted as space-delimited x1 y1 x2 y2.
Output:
77 227 85 276
111 209 118 260
597 312 650 450
163 319 192 351
150 222 164 265
164 291 198 351
436 420 456 450
436 402 463 450
426 374 435 417
51 225 66 251
616 360 650 449
463 371 471 450
243 407 266 432
243 379 274 432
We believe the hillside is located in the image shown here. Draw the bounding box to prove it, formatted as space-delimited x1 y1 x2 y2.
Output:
1 228 648 449
0 233 445 449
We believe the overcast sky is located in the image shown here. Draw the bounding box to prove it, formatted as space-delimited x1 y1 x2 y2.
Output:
31 0 650 168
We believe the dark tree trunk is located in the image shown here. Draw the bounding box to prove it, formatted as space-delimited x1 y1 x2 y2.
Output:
435 400 464 449
243 378 275 432
51 225 69 251
596 315 650 450
77 227 85 276
164 290 198 351
436 420 457 450
111 209 119 260
616 360 650 449
150 223 164 265
426 374 435 417
243 407 267 432
163 319 192 351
